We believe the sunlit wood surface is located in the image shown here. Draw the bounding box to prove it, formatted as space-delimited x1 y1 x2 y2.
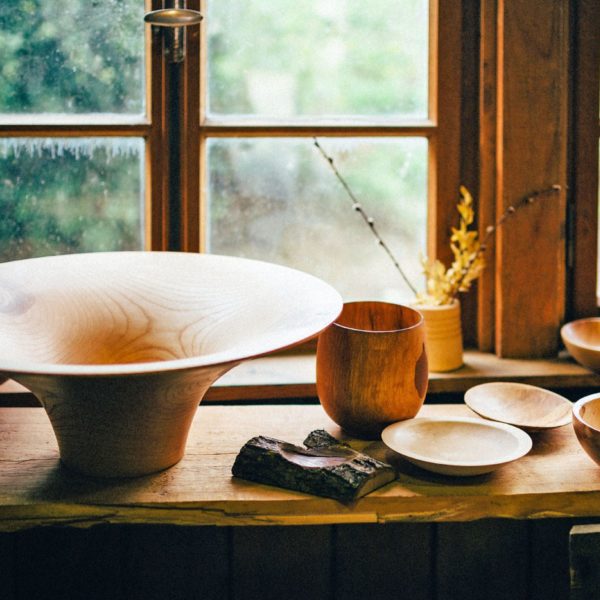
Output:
2 404 600 532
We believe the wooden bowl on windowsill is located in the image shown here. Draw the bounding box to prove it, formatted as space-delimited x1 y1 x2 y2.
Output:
561 318 600 372
0 251 342 478
464 382 572 432
573 393 600 467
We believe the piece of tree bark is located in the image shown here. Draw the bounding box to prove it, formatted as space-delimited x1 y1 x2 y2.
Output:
232 429 395 502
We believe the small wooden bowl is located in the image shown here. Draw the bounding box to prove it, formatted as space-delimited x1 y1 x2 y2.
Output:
381 417 532 476
573 394 600 466
0 252 342 477
561 318 600 372
464 382 572 432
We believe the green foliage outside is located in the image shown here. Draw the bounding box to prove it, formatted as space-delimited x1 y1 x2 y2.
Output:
207 0 428 117
0 0 144 113
0 0 428 300
0 0 145 262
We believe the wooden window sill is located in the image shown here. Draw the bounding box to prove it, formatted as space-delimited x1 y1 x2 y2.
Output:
1 403 599 532
1 351 599 405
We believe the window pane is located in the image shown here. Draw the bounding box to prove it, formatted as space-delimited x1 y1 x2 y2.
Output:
207 138 427 302
207 0 428 119
0 1 145 114
0 138 145 262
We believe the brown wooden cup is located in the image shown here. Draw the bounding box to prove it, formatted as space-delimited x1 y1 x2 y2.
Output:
316 301 428 439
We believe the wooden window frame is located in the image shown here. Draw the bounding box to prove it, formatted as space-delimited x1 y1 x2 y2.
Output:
0 0 167 252
569 0 600 317
1 0 598 362
188 0 463 286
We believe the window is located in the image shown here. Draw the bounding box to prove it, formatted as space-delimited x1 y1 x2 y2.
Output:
203 0 438 303
0 0 150 260
569 0 600 314
1 0 598 360
0 0 459 298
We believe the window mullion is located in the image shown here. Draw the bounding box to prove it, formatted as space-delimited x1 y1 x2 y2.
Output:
494 0 569 358
569 0 600 319
180 0 202 253
148 0 169 251
430 0 462 274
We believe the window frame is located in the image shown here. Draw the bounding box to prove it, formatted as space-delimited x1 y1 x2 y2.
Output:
569 0 600 318
1 0 598 362
0 0 165 253
190 0 462 275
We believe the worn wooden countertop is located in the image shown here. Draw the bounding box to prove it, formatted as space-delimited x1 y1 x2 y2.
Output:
1 403 599 531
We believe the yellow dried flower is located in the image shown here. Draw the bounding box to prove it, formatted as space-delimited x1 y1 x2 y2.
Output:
416 186 485 306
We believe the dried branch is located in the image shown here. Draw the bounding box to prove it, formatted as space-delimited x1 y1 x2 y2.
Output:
481 185 562 248
313 137 561 304
313 138 418 296
418 184 562 305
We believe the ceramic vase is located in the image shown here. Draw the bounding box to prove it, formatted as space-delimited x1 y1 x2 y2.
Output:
413 299 463 372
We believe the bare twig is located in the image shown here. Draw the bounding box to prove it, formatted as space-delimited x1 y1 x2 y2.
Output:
481 185 562 248
314 136 561 302
445 184 562 301
313 138 418 296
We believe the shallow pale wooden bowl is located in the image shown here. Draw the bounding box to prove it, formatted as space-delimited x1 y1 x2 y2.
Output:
561 318 600 372
464 382 572 432
0 251 342 478
573 393 600 467
381 417 532 476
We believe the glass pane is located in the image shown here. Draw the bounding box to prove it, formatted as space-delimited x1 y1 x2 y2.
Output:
207 0 428 119
0 138 145 262
207 138 427 303
0 1 145 114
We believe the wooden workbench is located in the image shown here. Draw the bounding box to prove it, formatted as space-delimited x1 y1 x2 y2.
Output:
1 403 600 532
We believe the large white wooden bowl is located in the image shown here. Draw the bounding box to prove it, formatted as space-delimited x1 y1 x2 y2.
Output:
0 252 342 477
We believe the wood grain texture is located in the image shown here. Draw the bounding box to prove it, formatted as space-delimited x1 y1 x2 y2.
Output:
464 382 572 431
180 0 201 253
232 431 395 501
381 416 532 477
316 302 428 438
2 404 600 531
495 0 569 357
458 0 480 350
0 252 341 476
477 0 498 352
572 395 600 467
569 0 600 320
561 318 600 373
430 0 462 269
147 0 168 251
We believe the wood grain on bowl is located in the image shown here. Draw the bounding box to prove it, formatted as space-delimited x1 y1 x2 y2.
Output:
561 318 600 372
0 252 342 477
464 382 572 431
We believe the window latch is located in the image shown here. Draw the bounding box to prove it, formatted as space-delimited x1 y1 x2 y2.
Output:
144 2 203 63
